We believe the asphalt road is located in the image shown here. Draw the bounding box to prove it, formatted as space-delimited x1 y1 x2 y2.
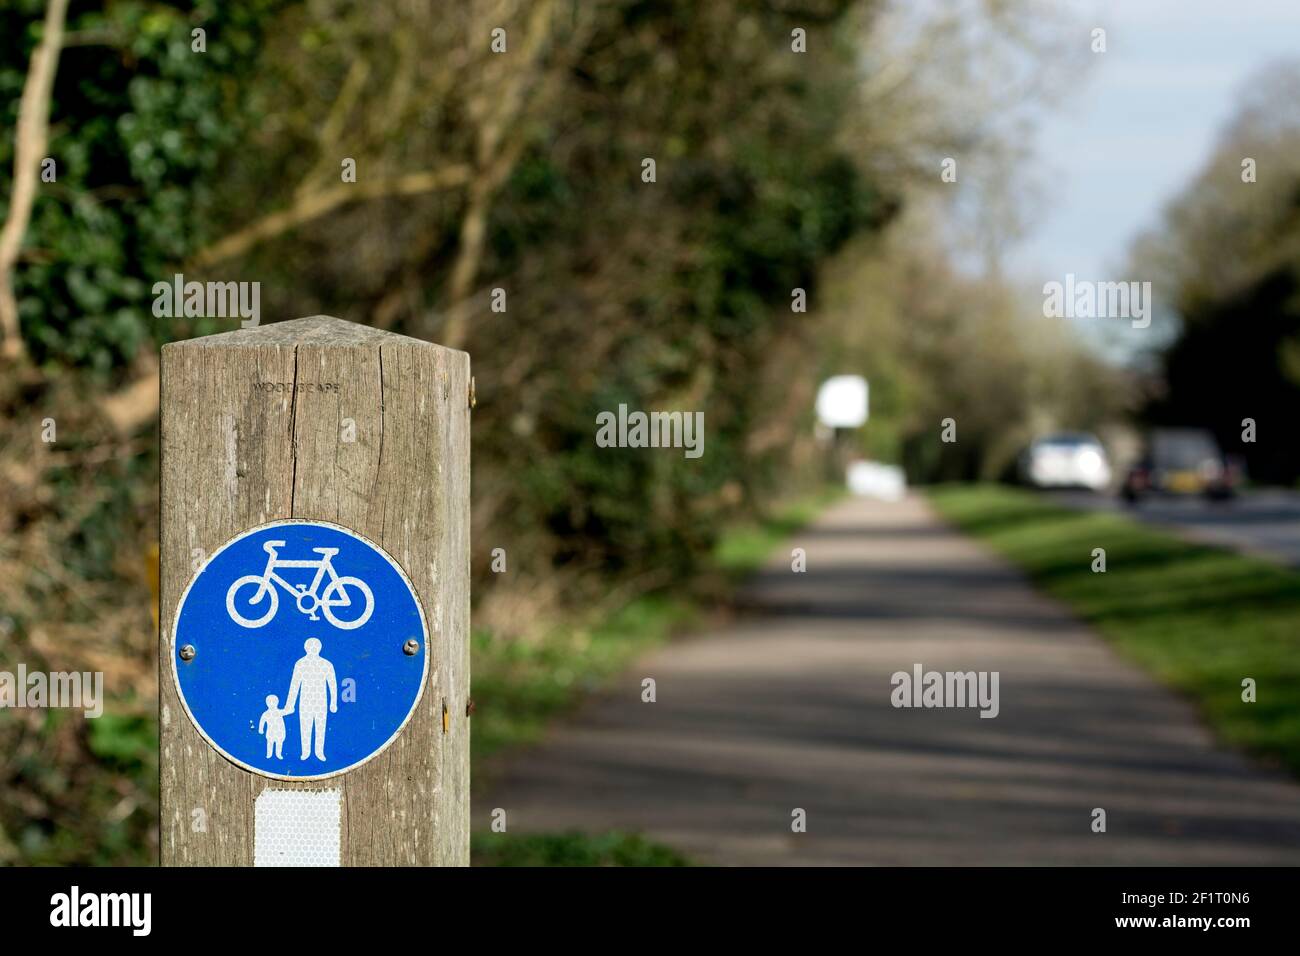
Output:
1046 488 1300 567
476 494 1300 865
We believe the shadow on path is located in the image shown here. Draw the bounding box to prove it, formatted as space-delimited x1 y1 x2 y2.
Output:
476 494 1300 865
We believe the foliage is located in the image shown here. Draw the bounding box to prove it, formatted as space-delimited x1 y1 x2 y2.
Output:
813 214 1132 483
0 369 158 865
1130 62 1300 484
0 0 288 374
0 0 1085 864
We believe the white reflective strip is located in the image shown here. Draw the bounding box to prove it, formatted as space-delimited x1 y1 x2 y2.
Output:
254 788 342 867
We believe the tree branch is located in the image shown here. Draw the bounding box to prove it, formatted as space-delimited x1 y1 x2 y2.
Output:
187 165 472 270
0 0 70 362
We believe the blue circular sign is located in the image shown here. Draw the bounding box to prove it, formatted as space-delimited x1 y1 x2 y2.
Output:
172 520 428 781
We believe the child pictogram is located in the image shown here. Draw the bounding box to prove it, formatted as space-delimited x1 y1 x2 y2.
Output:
258 695 288 759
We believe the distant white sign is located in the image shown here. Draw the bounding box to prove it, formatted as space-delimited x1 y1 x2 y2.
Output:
848 461 906 501
815 375 868 429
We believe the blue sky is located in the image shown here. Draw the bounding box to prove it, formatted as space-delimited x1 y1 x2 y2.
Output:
1007 0 1300 285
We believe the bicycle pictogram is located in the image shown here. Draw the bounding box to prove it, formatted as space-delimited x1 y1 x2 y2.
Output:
225 540 375 629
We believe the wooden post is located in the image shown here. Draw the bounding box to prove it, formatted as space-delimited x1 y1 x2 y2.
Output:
159 316 471 865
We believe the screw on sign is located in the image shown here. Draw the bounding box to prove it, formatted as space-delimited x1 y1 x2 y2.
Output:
172 520 428 781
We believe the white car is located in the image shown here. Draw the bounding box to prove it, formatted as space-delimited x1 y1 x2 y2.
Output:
1019 433 1112 491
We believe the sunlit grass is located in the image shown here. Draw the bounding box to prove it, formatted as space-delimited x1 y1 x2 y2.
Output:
470 594 693 761
928 483 1300 776
471 830 691 867
712 486 845 578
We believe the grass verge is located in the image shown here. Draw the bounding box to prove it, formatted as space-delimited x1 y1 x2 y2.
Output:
470 595 691 761
711 486 846 580
927 483 1300 776
471 831 691 867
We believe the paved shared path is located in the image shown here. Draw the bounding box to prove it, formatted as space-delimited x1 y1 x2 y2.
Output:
477 494 1300 864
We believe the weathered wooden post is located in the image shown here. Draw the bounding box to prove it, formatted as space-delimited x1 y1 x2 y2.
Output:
159 315 470 865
